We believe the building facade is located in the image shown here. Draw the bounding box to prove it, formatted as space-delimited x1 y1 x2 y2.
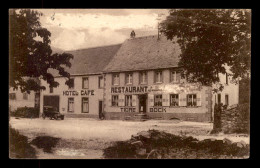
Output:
38 35 239 122
39 44 121 118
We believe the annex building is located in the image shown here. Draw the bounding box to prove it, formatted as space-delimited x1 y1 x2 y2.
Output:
39 35 239 122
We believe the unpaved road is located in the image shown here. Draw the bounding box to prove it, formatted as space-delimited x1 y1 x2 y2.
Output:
9 117 249 159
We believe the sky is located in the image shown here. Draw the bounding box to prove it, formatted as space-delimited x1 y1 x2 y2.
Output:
36 9 169 51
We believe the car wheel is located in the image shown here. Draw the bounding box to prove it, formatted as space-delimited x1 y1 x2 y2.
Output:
54 115 58 120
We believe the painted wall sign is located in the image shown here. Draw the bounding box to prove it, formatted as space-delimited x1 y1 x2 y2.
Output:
150 107 167 112
120 107 136 112
111 83 202 94
63 90 94 96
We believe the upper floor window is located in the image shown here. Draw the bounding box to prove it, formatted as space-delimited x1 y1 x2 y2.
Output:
139 71 147 84
112 73 120 85
125 95 132 106
170 70 181 83
98 76 104 88
68 78 74 89
170 94 179 106
187 94 197 107
125 73 133 85
9 93 16 100
154 94 162 106
50 86 53 93
226 73 228 85
82 77 89 89
155 71 163 83
23 93 28 100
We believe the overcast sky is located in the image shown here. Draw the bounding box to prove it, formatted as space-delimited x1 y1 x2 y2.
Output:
35 9 169 51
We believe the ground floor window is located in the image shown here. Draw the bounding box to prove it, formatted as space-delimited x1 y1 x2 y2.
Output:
225 94 229 106
170 94 179 106
154 94 162 106
187 94 197 107
23 92 28 100
112 95 119 106
82 97 89 113
125 95 132 106
217 94 221 104
68 97 74 112
9 93 16 100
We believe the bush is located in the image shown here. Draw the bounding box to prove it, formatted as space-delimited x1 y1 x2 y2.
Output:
9 126 36 158
10 107 39 118
235 103 250 134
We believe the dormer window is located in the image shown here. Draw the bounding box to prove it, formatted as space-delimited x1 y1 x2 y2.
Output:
125 73 133 85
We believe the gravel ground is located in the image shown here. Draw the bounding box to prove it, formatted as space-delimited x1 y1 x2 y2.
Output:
9 117 249 159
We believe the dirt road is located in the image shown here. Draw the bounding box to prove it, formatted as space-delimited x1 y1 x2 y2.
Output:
9 117 249 159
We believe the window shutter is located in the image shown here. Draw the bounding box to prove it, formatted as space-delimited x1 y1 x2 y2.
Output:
132 95 137 106
197 93 201 106
179 93 187 106
148 94 154 107
162 94 170 106
119 94 124 106
108 98 112 106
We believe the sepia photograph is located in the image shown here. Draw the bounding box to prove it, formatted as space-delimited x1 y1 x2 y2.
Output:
9 9 250 159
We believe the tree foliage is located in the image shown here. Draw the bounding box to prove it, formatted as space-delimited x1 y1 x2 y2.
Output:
160 9 251 86
9 9 74 93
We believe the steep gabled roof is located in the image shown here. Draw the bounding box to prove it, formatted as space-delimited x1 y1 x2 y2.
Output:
103 35 181 73
49 44 122 77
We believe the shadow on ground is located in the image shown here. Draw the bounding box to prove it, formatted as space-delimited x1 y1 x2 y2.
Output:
30 136 61 153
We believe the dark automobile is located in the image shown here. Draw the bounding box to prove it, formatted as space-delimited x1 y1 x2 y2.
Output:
42 106 64 120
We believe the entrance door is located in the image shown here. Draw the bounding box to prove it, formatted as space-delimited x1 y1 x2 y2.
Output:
139 94 147 113
43 96 59 111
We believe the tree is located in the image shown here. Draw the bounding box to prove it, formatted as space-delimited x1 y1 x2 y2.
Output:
160 9 251 87
9 9 74 93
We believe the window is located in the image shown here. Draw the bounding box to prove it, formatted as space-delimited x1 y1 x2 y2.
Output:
98 76 104 88
23 93 28 100
125 73 133 85
82 97 89 113
217 94 221 104
112 73 120 85
154 95 162 106
50 86 53 93
225 94 229 106
125 95 132 106
68 98 74 112
9 93 16 100
112 95 119 106
171 71 181 83
170 94 179 106
155 71 163 83
82 77 89 89
139 71 147 84
68 78 74 89
187 94 197 107
226 73 228 85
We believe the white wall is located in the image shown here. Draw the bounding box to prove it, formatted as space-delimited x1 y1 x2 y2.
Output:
9 87 36 111
40 75 103 115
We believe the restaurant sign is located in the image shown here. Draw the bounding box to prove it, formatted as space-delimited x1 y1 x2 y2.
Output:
111 83 201 94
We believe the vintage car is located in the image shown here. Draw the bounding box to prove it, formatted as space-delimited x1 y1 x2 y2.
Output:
42 106 64 120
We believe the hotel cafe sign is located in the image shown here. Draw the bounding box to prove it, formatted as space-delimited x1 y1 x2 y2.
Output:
111 83 202 94
63 90 94 96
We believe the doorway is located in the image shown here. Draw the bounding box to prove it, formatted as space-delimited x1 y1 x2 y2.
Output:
139 94 147 113
43 96 59 112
